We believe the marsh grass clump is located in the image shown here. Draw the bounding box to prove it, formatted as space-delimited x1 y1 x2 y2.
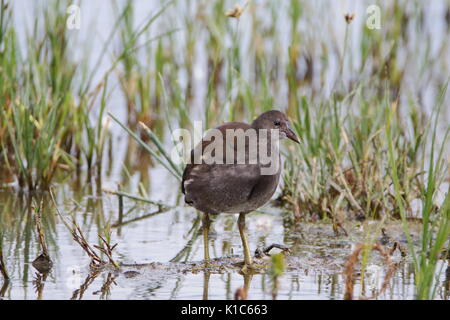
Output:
387 91 450 299
0 1 111 190
4 1 77 189
279 83 441 228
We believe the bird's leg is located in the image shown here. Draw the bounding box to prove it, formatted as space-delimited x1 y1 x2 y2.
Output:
238 213 253 272
202 213 211 267
243 272 253 297
202 271 210 300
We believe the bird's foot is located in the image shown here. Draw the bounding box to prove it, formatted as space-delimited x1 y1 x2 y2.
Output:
203 259 212 269
240 263 256 275
254 243 291 258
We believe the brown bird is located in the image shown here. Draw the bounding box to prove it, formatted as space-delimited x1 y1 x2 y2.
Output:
181 110 299 272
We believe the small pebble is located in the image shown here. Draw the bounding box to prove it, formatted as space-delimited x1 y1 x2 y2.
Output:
123 270 140 278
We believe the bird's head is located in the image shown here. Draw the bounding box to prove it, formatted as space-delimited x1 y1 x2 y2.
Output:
251 110 300 143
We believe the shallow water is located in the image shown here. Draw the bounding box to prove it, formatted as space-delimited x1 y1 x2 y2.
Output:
1 184 449 300
1 0 450 300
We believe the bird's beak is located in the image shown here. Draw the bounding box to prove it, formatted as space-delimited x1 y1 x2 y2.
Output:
286 122 300 144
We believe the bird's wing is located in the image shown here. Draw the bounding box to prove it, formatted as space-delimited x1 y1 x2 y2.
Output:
181 121 253 194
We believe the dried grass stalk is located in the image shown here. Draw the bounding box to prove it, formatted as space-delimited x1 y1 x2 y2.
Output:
32 200 50 259
50 189 119 270
344 243 399 300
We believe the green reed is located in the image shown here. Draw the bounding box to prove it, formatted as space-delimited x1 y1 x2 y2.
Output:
387 83 450 300
0 1 83 189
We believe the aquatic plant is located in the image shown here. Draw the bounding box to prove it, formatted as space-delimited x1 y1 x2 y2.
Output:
268 253 285 300
387 86 450 299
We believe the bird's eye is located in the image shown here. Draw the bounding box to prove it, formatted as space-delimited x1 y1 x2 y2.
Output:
274 120 281 126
